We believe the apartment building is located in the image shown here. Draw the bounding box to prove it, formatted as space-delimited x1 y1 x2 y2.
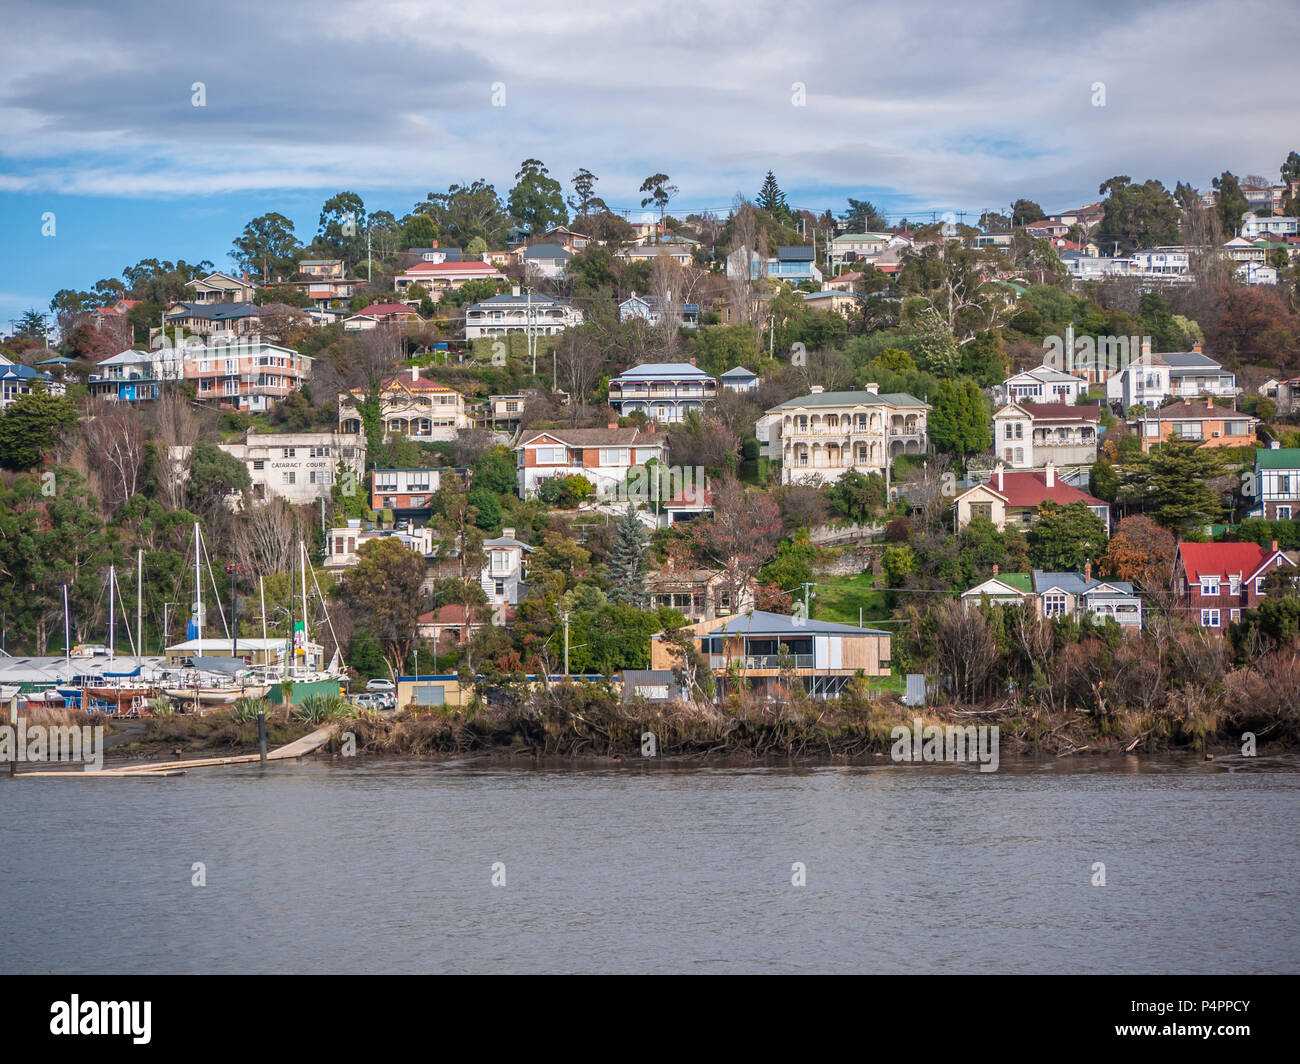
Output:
371 468 444 517
217 430 366 505
183 339 312 412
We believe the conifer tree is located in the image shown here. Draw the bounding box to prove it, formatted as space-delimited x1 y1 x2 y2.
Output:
606 505 649 607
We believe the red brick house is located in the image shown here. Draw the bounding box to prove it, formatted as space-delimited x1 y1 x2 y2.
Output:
1175 541 1297 631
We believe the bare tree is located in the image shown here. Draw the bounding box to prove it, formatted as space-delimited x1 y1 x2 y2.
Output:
696 475 782 611
146 387 199 511
234 497 303 576
931 600 1000 702
81 402 148 513
555 327 605 425
650 251 685 349
726 200 767 336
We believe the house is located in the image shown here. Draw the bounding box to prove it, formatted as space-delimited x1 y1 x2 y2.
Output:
650 610 892 701
619 670 688 704
954 463 1110 533
481 528 533 622
515 424 666 499
89 299 142 328
343 303 422 331
821 270 865 292
294 277 363 306
0 353 57 409
338 368 470 442
182 339 312 412
1239 216 1298 239
415 609 492 650
1223 236 1266 264
828 232 891 270
1238 262 1279 286
1175 540 1297 632
1107 344 1238 409
1003 364 1085 405
88 347 184 402
616 244 694 267
324 520 435 572
164 301 263 339
298 259 345 278
972 232 1014 250
1130 398 1257 453
607 363 717 423
462 288 584 339
765 385 930 485
516 242 572 281
960 566 1143 629
371 468 444 518
540 226 591 253
770 246 822 286
481 393 529 427
1258 376 1300 416
992 402 1101 472
719 366 760 393
1254 446 1300 520
800 290 862 318
185 272 256 304
217 430 365 505
1125 247 1191 279
646 569 753 623
617 293 700 329
394 259 504 297
1023 219 1072 239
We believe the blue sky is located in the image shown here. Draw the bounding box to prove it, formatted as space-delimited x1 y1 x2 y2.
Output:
2 0 1297 330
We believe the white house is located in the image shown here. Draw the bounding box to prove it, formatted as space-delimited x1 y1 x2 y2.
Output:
606 363 718 423
1003 365 1085 405
618 293 700 329
992 402 1101 472
719 366 760 393
463 288 584 339
217 430 366 506
1107 345 1237 410
1240 216 1298 239
481 528 533 622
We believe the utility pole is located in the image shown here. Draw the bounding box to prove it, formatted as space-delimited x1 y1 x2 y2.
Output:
561 610 570 676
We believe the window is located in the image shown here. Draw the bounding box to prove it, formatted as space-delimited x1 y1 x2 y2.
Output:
1228 576 1240 596
1230 609 1241 623
600 447 630 465
1004 424 1013 440
1200 609 1220 628
1043 593 1068 617
1200 578 1219 596
491 552 510 574
1279 506 1293 520
969 502 993 522
283 447 296 458
282 472 296 485
1280 475 1292 495
1014 448 1024 464
534 446 565 464
494 581 505 597
253 460 264 470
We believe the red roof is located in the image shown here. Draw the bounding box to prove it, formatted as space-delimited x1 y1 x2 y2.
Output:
985 470 1104 509
354 303 417 316
403 261 499 274
1177 542 1279 583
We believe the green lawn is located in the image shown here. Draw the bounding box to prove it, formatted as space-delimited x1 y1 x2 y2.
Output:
809 572 892 626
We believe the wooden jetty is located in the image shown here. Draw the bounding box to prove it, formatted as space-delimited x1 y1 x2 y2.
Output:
11 725 337 779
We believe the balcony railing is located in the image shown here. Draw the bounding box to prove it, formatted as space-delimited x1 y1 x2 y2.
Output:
708 653 815 670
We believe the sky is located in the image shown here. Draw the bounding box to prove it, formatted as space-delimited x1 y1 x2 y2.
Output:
1 0 1297 330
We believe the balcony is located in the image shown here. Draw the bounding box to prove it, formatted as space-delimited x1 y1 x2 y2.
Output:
708 653 815 670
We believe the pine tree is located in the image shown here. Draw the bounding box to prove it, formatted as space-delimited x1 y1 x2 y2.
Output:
757 171 786 215
606 505 650 607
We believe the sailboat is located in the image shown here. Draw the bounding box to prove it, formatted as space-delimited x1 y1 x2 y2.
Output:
59 556 161 716
161 523 271 707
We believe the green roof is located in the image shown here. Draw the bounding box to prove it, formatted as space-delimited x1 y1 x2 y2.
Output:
1256 447 1300 469
965 573 1032 594
770 390 929 410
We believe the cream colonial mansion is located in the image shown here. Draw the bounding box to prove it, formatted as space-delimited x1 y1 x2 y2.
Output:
760 385 930 485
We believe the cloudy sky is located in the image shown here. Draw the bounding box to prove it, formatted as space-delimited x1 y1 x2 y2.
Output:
2 0 1297 328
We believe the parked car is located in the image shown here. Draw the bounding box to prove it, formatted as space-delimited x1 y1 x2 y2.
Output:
354 693 385 709
365 678 395 692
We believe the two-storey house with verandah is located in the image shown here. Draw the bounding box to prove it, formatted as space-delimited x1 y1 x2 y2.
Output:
337 367 470 443
761 385 929 485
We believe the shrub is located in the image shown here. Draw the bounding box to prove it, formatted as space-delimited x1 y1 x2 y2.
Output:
295 693 350 724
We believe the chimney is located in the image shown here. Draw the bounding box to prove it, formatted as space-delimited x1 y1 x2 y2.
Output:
1207 395 1213 409
1141 338 1152 358
412 366 419 381
1271 539 1279 553
1192 342 1202 353
502 527 515 540
992 564 999 577
996 463 1005 492
864 382 879 394
809 385 824 394
646 420 655 433
1044 461 1055 488
1271 440 1281 449
688 356 696 366
431 240 438 248
608 421 618 430
1084 560 1092 582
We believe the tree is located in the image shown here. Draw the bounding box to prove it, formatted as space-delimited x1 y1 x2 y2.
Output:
882 543 916 587
757 171 791 224
1100 515 1177 594
1212 171 1249 236
1121 443 1228 529
1027 501 1108 571
639 173 679 240
403 212 439 249
186 442 251 512
419 179 511 248
664 410 739 471
507 158 568 234
826 469 885 522
1095 177 1181 255
0 390 79 470
231 213 300 285
1010 199 1044 226
841 198 887 231
929 379 990 457
567 168 599 220
315 192 366 265
338 537 426 680
81 404 147 513
606 506 650 607
695 475 782 611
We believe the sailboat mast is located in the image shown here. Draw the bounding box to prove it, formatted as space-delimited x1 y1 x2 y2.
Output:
194 521 203 645
259 575 268 644
63 583 70 664
287 542 296 679
108 565 115 660
299 540 310 672
136 549 143 663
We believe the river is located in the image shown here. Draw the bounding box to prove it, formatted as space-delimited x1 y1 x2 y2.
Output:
3 755 1298 973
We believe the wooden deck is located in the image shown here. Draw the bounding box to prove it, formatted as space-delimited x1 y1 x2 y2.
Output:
12 725 337 779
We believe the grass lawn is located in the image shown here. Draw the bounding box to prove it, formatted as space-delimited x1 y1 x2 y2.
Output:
810 572 892 626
